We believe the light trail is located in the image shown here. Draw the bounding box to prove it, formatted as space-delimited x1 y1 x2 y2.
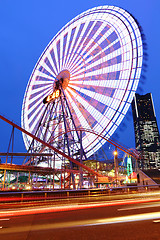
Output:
0 211 160 234
0 219 10 221
0 197 160 218
118 202 160 211
84 211 160 226
153 219 160 223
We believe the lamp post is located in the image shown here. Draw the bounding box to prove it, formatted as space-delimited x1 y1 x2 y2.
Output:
114 148 118 187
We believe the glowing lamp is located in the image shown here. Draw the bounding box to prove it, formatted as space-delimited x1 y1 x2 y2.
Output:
114 151 118 156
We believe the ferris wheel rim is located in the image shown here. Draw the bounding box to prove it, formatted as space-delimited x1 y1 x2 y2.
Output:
21 5 143 157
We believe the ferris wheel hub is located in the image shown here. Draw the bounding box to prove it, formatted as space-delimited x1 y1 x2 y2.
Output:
56 70 70 90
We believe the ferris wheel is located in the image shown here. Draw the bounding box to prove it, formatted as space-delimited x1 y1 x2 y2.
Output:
21 5 143 162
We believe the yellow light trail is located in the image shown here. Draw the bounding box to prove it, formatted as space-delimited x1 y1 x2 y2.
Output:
0 211 160 234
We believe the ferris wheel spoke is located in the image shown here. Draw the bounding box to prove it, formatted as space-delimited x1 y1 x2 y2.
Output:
28 88 52 108
68 21 109 69
28 102 44 125
50 48 59 74
69 84 114 107
82 32 120 65
29 105 45 132
28 85 52 102
29 84 52 96
60 39 65 71
61 27 72 69
70 53 122 79
35 69 56 81
71 84 114 102
69 78 119 89
39 57 57 77
65 21 95 69
44 58 57 77
56 40 61 72
69 37 120 75
28 92 50 115
62 93 82 131
85 43 121 71
71 51 122 79
29 89 48 103
46 52 59 76
68 85 124 134
67 87 110 128
63 23 85 70
29 83 52 96
65 20 100 68
32 80 53 85
71 62 123 81
85 55 122 76
63 23 85 68
69 25 115 73
70 41 122 78
37 66 56 80
61 32 68 68
63 27 77 68
70 69 120 83
65 90 93 131
53 43 61 74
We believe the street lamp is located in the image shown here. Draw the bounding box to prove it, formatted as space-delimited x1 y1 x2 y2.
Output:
114 148 118 187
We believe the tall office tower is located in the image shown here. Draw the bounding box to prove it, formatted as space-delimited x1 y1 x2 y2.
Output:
131 93 160 169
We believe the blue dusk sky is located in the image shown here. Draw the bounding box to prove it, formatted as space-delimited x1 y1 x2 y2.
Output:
0 0 160 158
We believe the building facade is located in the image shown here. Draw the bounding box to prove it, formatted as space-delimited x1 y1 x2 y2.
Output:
131 93 160 169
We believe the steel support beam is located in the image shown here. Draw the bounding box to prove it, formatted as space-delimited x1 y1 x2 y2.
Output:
0 114 102 177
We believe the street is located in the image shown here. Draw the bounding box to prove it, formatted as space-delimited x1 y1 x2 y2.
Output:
0 192 160 239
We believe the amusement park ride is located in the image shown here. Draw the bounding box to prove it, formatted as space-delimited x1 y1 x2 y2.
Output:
0 5 143 189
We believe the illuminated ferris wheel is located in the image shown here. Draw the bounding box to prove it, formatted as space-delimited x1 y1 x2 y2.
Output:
21 6 143 163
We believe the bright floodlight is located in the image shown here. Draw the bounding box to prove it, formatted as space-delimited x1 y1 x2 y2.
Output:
21 6 143 157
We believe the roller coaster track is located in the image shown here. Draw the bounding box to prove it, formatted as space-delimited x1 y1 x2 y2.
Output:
0 114 103 177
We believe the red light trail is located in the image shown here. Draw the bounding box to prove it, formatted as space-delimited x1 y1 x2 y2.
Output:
0 197 160 218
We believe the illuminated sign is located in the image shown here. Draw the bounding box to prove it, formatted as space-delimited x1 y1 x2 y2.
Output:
43 89 61 104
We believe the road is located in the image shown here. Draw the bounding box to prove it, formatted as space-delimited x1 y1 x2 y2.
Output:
0 192 160 240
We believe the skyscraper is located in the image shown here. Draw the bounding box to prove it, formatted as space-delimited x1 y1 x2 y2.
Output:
131 93 160 169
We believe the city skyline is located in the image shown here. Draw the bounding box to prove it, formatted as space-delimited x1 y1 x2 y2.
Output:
0 0 160 156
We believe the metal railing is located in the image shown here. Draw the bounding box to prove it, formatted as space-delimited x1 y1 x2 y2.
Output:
0 185 159 203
